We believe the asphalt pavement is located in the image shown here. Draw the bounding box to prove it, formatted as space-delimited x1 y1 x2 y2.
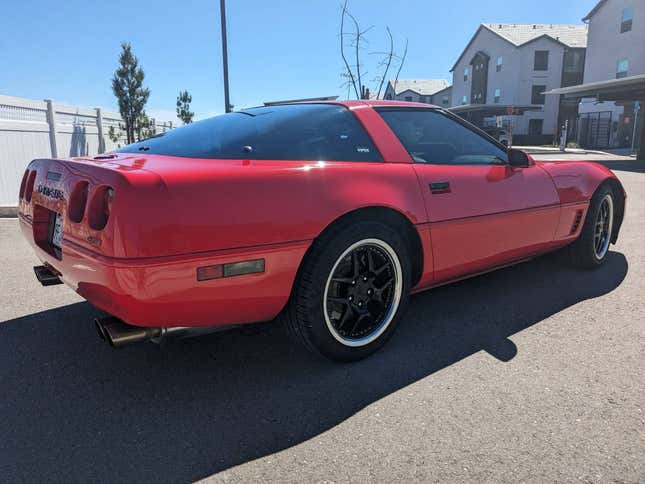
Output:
0 158 643 483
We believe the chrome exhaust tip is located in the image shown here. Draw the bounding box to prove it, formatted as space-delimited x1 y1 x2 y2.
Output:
94 318 106 340
94 316 161 348
93 316 234 349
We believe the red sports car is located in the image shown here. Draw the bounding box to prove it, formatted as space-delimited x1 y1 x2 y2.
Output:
18 101 625 361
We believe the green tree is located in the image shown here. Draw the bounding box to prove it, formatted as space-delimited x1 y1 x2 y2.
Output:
176 90 194 124
111 42 150 144
136 111 156 141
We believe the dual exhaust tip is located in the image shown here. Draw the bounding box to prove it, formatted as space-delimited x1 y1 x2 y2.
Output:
95 317 163 348
94 316 230 348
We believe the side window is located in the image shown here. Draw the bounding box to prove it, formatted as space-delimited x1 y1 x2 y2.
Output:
377 109 508 165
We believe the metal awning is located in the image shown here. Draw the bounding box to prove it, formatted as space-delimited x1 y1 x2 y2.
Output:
449 104 543 116
545 74 645 101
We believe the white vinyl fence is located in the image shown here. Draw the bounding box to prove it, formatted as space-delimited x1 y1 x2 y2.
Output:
0 94 174 208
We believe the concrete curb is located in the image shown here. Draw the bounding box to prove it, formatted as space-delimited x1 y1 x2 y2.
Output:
0 206 18 217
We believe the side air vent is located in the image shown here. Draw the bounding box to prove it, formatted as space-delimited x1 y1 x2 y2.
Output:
570 210 583 235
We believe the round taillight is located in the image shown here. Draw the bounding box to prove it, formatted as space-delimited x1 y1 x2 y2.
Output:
24 171 37 203
68 181 89 223
19 170 30 200
88 186 114 231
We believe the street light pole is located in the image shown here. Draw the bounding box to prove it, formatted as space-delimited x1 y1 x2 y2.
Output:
219 0 231 113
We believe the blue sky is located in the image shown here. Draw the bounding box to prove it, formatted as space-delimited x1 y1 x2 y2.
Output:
1 0 598 122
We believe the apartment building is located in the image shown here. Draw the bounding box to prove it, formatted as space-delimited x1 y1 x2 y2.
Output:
450 23 587 144
383 79 452 107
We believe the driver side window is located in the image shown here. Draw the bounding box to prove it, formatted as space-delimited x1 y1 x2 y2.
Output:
377 108 508 165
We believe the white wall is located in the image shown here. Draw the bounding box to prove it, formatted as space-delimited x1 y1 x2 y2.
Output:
0 94 173 207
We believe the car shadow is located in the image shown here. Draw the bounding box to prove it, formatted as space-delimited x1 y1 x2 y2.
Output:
0 251 628 482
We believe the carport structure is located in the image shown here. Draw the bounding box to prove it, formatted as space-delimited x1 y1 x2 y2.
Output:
449 104 542 127
547 74 645 159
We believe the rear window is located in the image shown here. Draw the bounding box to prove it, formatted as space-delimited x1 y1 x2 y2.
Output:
118 104 382 162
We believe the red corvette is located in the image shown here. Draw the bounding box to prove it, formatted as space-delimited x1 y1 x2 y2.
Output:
18 101 625 361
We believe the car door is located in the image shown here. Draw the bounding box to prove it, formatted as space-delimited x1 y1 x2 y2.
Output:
376 108 560 283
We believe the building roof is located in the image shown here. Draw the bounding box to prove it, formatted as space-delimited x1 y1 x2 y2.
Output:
387 79 450 96
583 0 607 21
451 23 588 71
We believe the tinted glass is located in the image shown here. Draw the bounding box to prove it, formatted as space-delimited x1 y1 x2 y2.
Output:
377 109 507 165
534 50 549 71
118 104 382 162
531 85 546 105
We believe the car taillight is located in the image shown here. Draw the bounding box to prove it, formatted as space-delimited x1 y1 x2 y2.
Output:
24 171 37 203
88 186 114 230
68 181 89 223
19 170 30 200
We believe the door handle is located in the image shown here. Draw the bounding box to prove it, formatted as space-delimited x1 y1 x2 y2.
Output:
429 181 450 193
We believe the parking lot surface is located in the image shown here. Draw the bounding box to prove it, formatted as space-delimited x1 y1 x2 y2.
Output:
1 159 644 483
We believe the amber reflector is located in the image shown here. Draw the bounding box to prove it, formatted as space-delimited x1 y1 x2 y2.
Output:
197 259 265 281
197 264 224 281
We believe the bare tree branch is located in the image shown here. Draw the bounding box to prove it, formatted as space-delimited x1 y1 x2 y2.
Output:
340 0 359 99
343 7 363 98
375 27 394 100
393 38 408 94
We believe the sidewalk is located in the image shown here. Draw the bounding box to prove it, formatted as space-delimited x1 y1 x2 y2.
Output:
517 146 638 162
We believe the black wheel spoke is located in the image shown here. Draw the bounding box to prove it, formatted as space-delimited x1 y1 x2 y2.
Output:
331 276 354 285
352 250 361 278
328 296 349 306
367 249 375 272
337 306 355 330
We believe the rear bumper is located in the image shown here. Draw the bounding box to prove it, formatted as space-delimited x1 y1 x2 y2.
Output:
20 216 309 327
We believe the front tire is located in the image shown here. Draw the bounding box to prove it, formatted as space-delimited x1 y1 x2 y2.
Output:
282 221 412 362
566 185 615 269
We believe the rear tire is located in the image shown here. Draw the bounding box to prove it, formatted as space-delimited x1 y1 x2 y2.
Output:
281 220 412 362
565 184 615 269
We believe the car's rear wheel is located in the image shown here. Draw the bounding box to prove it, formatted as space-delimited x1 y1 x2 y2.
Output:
566 184 615 269
282 221 411 361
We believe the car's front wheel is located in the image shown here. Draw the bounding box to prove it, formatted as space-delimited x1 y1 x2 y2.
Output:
566 184 615 268
282 220 411 361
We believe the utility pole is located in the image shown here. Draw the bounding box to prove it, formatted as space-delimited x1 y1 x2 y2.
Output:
219 0 231 113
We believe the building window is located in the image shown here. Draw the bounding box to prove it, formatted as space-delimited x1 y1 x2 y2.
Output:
534 50 549 71
529 119 544 135
617 58 629 78
462 95 468 105
531 85 546 105
494 88 501 103
496 56 503 72
442 96 449 106
464 67 469 82
385 93 392 100
404 96 413 102
564 50 583 72
621 7 634 33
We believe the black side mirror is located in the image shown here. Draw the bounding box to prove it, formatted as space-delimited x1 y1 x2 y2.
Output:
508 148 530 168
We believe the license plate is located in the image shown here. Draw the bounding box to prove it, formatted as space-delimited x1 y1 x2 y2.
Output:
51 212 63 249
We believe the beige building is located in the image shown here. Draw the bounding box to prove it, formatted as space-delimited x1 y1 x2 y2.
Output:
450 23 587 145
577 0 645 148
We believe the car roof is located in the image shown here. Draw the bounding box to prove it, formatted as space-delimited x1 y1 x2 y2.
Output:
267 100 441 110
